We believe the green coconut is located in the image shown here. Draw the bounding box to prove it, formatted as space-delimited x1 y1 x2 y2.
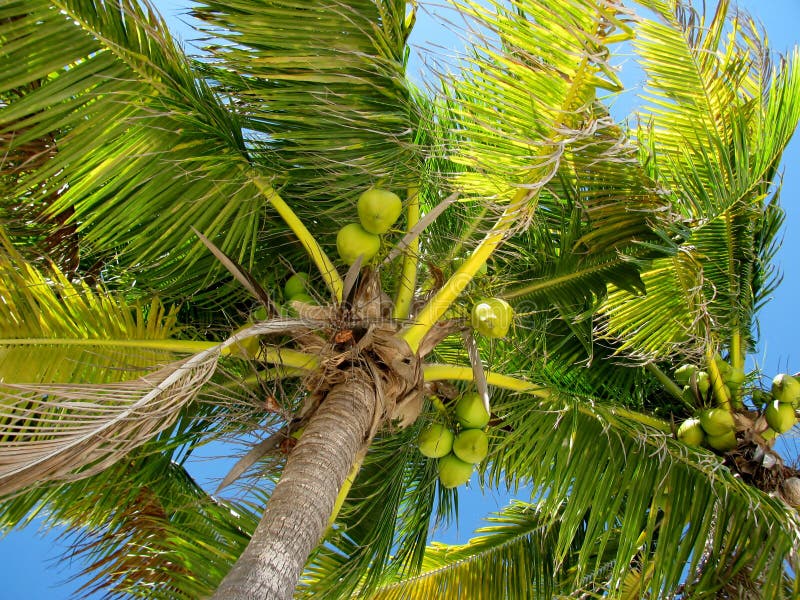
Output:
698 408 735 437
470 298 514 339
417 423 455 458
696 371 710 396
438 454 474 488
251 305 269 322
713 354 732 377
674 364 698 386
706 430 737 452
284 272 310 298
357 188 403 234
454 392 491 429
452 429 489 464
336 223 381 265
677 418 705 447
772 373 800 408
764 400 797 434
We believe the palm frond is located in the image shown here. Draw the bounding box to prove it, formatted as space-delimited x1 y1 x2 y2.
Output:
365 500 595 600
192 0 421 204
499 111 671 311
483 388 800 597
0 228 200 385
1 452 260 600
445 0 631 207
598 249 704 360
0 316 302 497
0 0 267 300
0 346 220 497
598 1 800 360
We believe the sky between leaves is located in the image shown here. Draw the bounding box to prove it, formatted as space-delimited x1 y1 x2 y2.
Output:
1 1 799 598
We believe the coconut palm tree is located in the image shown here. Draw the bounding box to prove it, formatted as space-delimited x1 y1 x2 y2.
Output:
1 0 799 598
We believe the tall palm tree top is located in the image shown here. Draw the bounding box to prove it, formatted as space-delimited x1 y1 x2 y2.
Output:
1 1 799 598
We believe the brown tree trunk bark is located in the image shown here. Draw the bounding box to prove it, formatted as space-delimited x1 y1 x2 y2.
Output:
211 372 377 600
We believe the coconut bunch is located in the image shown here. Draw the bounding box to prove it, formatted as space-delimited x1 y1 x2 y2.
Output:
676 366 799 450
673 355 745 408
336 188 402 265
677 409 737 451
416 392 491 489
764 373 800 436
672 366 800 508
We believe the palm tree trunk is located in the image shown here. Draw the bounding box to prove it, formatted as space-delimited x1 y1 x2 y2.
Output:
211 372 377 600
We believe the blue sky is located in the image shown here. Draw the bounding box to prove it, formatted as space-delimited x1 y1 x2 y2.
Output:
2 1 799 598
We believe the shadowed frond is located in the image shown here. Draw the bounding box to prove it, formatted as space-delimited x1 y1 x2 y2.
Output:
0 0 268 299
0 244 296 495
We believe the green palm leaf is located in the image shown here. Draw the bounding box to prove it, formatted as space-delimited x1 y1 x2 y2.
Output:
485 388 800 597
0 227 203 385
446 0 629 203
599 250 703 360
366 500 617 600
599 1 800 361
0 0 264 299
192 0 420 203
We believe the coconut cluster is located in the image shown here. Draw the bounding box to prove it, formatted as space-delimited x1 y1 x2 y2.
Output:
336 188 402 265
673 355 745 408
765 373 800 435
675 365 799 454
678 409 737 451
416 392 491 489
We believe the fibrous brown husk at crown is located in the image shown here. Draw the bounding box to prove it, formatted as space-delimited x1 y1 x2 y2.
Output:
722 410 800 507
725 442 800 498
292 268 424 435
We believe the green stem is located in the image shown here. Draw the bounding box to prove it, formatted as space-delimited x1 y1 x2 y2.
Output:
705 348 731 410
393 188 420 320
402 195 527 352
645 363 691 408
423 363 551 397
256 346 320 371
423 363 670 432
730 329 744 374
250 174 343 302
